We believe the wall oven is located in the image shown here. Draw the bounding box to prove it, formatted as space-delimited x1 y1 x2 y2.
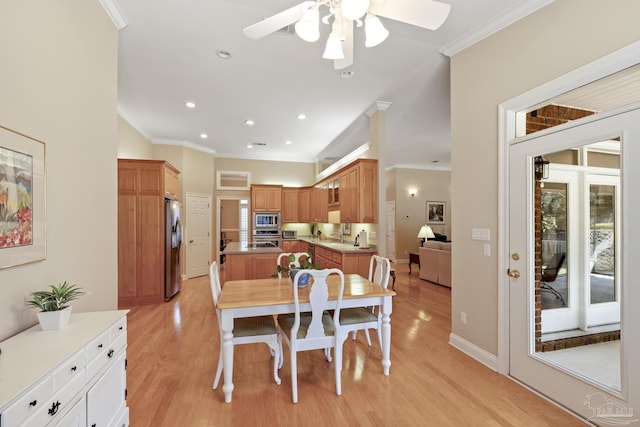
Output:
254 212 280 229
252 229 280 248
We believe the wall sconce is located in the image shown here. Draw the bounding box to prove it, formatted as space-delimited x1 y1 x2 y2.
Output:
534 156 549 180
409 189 417 198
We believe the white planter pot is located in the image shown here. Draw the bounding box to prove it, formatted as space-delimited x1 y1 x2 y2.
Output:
37 306 72 331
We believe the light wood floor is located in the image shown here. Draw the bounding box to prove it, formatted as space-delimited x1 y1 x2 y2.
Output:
125 264 587 426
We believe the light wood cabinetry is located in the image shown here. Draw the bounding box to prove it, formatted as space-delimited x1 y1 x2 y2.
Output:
281 240 306 253
251 185 282 212
338 159 377 223
311 183 328 223
118 159 180 307
298 188 312 223
281 188 299 223
314 246 373 277
225 252 280 281
163 166 180 200
0 311 129 427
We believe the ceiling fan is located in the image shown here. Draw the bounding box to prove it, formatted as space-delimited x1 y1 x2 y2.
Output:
243 0 451 70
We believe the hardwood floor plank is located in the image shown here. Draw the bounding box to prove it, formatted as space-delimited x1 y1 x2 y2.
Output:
124 264 586 426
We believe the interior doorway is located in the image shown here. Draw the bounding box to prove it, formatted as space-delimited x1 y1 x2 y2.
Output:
186 193 212 279
216 196 250 268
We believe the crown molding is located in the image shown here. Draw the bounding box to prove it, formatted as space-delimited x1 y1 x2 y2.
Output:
440 0 554 57
365 101 392 117
152 138 216 155
99 0 128 30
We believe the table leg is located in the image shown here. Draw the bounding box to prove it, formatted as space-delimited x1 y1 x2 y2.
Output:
381 296 392 375
220 312 235 403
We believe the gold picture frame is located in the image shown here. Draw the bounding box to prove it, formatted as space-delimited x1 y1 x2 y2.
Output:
0 126 46 269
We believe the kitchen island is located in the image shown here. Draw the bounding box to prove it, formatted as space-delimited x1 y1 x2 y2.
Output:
222 242 283 282
285 237 377 278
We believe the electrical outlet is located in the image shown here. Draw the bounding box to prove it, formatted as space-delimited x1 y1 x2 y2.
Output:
460 312 467 324
370 231 376 239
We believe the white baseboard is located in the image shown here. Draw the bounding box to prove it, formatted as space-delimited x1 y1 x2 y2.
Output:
448 333 499 372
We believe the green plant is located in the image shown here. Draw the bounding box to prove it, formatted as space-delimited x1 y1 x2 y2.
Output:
274 251 320 278
26 281 85 312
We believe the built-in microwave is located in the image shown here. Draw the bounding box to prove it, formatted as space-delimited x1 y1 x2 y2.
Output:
254 212 280 229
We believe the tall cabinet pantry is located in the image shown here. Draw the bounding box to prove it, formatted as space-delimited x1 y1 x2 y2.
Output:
118 159 180 307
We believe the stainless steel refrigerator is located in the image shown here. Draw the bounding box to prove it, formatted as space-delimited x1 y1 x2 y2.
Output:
165 199 182 301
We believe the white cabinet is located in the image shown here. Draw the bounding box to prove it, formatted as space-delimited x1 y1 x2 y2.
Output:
0 311 129 427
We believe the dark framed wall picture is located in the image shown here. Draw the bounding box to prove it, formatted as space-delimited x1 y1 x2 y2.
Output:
0 126 46 269
426 201 445 225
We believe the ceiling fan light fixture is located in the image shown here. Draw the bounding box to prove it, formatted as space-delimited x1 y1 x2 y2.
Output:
341 0 370 20
322 32 345 60
295 7 320 42
364 14 388 47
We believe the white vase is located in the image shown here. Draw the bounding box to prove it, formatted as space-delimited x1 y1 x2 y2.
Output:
37 306 72 331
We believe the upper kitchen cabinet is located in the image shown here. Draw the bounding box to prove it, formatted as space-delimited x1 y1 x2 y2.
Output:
339 159 377 223
282 187 299 223
311 182 328 223
164 165 180 200
298 187 312 223
328 177 340 207
251 184 282 212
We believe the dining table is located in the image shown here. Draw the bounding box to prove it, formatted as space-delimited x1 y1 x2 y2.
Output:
216 273 395 403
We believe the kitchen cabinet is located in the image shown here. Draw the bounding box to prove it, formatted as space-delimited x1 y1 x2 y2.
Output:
0 311 129 427
338 159 377 223
225 252 280 281
281 240 306 253
281 187 299 222
118 159 181 307
251 185 282 212
298 188 312 223
311 183 328 223
314 246 373 277
163 166 180 200
328 177 340 207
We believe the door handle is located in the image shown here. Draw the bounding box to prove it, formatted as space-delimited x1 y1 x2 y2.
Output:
189 240 194 243
507 269 520 278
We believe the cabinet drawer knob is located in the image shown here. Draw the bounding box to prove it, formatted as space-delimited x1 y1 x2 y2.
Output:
107 349 115 358
71 365 77 372
29 399 37 407
98 343 103 349
119 326 123 330
48 400 60 416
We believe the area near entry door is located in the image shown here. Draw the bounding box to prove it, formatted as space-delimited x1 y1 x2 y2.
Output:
508 106 640 424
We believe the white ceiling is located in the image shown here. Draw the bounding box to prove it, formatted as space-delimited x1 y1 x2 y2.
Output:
114 0 553 170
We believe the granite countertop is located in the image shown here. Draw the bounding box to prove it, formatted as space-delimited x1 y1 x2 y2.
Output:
223 242 283 255
295 236 377 254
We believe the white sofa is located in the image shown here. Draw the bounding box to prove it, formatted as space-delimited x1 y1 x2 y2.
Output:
418 241 452 287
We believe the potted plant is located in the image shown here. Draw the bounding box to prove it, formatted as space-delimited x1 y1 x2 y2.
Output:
27 281 85 330
275 252 321 287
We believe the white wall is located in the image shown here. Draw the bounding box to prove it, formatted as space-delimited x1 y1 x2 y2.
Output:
0 1 118 340
450 0 640 355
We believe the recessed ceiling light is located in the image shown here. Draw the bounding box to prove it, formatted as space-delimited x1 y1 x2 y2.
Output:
200 133 208 139
297 113 306 120
185 101 196 109
216 49 232 59
245 119 255 126
247 144 253 149
285 140 292 145
340 71 355 79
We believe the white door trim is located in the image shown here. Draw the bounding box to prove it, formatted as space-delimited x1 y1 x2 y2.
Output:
185 192 212 279
497 40 640 375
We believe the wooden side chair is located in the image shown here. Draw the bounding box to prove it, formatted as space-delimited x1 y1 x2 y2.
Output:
277 268 345 403
209 261 282 390
339 255 391 350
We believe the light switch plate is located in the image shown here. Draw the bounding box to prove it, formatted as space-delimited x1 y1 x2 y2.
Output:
472 228 490 241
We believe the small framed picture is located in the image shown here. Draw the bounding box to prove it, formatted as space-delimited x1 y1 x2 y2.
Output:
341 223 351 235
426 201 445 225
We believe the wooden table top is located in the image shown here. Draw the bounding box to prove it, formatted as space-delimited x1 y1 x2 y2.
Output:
218 273 395 309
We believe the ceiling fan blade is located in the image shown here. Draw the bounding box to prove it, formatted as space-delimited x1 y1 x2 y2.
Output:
243 1 316 39
374 0 451 30
333 17 354 70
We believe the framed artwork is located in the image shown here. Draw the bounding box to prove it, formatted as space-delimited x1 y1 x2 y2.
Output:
426 201 445 225
0 126 46 269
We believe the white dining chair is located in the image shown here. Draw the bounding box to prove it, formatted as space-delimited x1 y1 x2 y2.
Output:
339 255 391 350
209 261 282 390
277 268 345 403
276 252 313 277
